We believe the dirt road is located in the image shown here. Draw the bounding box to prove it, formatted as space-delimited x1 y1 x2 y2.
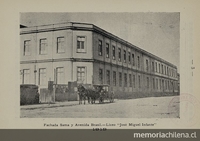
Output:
21 96 179 118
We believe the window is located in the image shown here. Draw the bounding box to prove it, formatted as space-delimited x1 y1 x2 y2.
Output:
99 69 103 84
172 70 173 77
159 64 160 73
146 59 148 71
163 65 165 74
129 74 132 87
162 80 164 90
170 69 171 76
153 78 155 89
138 75 141 88
39 68 46 85
112 46 115 60
39 39 47 54
106 43 109 58
167 67 168 75
124 50 126 63
132 54 135 66
128 52 131 64
164 66 165 74
147 77 149 88
168 81 170 90
133 75 135 88
161 65 163 74
118 48 121 62
159 79 161 90
170 69 172 77
124 73 127 87
164 66 166 75
77 67 86 84
168 69 170 76
173 70 174 77
77 36 86 53
171 69 173 77
152 62 154 72
119 72 122 87
106 70 110 85
24 40 31 56
98 40 102 56
156 79 158 89
171 81 173 90
56 67 64 84
57 37 65 53
113 71 116 86
155 62 157 72
173 70 175 77
170 69 172 76
138 56 140 68
22 69 30 84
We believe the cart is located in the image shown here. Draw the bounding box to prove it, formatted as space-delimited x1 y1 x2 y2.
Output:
93 84 114 103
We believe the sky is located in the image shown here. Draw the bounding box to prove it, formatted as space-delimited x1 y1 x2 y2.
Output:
20 12 180 72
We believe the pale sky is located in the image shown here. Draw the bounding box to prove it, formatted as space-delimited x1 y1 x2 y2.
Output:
20 12 180 72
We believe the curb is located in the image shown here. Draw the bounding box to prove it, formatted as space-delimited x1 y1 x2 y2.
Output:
21 102 79 110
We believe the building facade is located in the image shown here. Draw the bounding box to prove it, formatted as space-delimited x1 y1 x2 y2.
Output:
20 22 179 98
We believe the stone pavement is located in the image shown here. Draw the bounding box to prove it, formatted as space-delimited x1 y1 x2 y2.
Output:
20 101 79 110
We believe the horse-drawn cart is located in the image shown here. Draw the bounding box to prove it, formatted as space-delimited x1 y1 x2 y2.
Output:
77 84 114 104
93 84 114 103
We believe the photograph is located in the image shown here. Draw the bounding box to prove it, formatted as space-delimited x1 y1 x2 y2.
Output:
20 12 180 118
1 1 200 140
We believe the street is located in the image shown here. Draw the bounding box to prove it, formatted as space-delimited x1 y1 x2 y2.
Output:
21 96 179 118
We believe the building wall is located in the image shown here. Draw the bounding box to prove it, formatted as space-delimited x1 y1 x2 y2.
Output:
92 31 178 98
20 28 93 89
72 62 93 84
21 61 72 89
20 23 179 99
20 63 35 85
72 30 93 59
20 33 37 62
53 30 73 59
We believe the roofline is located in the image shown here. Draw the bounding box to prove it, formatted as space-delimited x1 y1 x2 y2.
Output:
20 22 177 69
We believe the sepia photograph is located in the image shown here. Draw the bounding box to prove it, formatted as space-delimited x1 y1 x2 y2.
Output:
19 12 180 118
1 1 200 141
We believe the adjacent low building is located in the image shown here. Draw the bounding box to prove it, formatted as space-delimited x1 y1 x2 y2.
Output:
20 22 179 98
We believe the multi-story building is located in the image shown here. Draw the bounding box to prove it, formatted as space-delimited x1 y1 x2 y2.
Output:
20 22 179 98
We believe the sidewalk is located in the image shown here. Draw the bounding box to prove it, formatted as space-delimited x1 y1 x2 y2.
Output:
20 101 79 110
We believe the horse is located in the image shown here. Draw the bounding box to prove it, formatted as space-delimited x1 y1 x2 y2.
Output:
77 84 101 104
77 84 87 105
86 87 99 104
